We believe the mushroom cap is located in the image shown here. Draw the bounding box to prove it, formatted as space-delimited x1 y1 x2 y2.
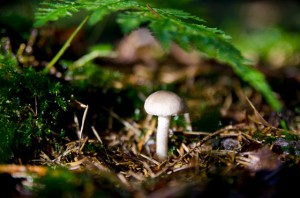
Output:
144 90 187 116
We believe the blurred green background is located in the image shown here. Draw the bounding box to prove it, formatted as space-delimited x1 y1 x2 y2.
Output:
1 0 300 69
0 0 300 68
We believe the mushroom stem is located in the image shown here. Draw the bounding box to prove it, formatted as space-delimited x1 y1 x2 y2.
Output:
156 115 171 161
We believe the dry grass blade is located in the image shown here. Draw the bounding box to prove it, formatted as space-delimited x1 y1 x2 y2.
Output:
139 154 160 166
81 157 111 173
244 95 271 126
91 126 103 144
66 157 87 167
181 131 212 136
138 118 156 152
103 106 142 136
179 127 230 158
76 101 89 140
71 100 89 153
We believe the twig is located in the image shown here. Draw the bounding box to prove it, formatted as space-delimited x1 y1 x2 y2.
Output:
182 131 211 136
139 154 160 166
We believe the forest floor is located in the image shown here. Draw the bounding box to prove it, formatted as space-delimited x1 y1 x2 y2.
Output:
1 19 300 198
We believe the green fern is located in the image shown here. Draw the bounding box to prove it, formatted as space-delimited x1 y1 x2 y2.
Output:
34 0 282 111
34 0 83 27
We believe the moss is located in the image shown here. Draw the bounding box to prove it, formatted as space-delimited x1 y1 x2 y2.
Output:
0 54 71 163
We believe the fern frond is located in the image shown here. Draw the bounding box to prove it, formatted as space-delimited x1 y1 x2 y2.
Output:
34 0 83 27
117 10 282 111
34 0 282 111
81 0 141 25
154 8 205 23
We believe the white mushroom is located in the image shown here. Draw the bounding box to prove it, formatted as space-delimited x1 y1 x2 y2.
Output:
144 90 188 161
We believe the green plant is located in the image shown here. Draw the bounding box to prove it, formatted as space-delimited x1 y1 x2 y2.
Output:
0 53 70 163
62 44 123 91
34 0 282 111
